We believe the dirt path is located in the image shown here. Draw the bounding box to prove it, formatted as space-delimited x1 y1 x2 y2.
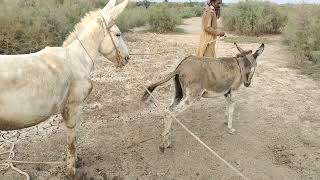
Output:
1 17 320 180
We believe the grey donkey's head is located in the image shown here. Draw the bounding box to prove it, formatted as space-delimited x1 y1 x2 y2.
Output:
234 43 265 87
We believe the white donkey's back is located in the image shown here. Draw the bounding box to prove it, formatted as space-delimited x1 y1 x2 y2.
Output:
0 47 72 130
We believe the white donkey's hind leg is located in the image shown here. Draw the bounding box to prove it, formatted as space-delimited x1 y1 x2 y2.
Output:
225 93 236 134
62 104 79 178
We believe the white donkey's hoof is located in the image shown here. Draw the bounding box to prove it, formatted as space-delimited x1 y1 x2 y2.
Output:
228 128 236 134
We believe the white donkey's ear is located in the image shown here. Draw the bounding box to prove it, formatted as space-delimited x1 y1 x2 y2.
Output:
102 0 129 27
103 0 117 12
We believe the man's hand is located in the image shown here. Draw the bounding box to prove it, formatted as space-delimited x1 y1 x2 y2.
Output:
218 32 225 37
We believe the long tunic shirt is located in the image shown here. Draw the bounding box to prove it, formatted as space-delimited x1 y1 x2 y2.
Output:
196 7 219 58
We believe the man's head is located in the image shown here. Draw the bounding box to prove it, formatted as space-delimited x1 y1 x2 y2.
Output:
207 0 222 18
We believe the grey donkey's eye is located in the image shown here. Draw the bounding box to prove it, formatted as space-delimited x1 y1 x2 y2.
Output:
116 33 121 37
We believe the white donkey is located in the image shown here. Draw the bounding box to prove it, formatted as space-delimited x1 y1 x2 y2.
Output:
0 0 129 177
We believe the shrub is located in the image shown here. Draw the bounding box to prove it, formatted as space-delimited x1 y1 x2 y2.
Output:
0 0 149 54
116 6 148 32
193 6 204 17
136 0 153 8
0 0 194 54
177 6 203 19
0 0 91 54
148 4 182 33
283 5 320 63
160 2 203 19
222 0 287 36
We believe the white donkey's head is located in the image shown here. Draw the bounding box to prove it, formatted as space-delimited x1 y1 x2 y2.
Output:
99 0 130 67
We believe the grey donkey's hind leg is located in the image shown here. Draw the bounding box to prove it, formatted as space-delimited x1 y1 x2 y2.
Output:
224 92 236 134
160 98 187 152
160 75 184 152
160 96 198 152
169 75 183 110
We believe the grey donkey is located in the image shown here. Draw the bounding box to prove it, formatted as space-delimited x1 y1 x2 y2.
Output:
142 43 265 152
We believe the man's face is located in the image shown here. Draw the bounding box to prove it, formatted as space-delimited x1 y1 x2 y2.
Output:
211 0 222 9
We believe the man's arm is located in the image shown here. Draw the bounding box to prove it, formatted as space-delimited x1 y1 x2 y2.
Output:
203 11 224 36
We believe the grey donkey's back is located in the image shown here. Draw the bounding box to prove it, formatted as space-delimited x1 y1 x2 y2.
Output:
142 55 242 101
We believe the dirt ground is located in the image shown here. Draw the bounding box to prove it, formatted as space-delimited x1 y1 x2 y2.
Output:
1 17 320 180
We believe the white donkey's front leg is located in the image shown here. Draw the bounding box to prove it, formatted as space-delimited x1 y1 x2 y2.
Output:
225 93 236 134
63 80 92 178
62 104 79 177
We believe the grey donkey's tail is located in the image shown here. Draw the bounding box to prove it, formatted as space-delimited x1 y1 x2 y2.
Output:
141 55 192 101
141 71 176 101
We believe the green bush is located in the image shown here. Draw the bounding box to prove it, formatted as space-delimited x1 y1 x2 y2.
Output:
193 6 204 17
160 2 203 19
0 0 149 54
177 6 203 19
0 0 198 54
283 5 320 63
222 0 287 36
148 4 182 33
116 6 148 32
0 0 91 54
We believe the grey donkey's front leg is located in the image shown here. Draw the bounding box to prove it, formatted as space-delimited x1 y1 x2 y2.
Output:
225 93 236 134
62 104 79 178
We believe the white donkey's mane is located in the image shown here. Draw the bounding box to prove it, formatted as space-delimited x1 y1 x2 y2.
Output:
63 10 100 47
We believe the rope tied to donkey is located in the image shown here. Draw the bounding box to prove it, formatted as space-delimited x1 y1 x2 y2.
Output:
142 85 251 180
0 140 30 180
0 140 64 180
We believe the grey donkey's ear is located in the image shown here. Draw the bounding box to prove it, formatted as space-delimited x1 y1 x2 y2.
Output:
253 43 265 59
234 42 245 53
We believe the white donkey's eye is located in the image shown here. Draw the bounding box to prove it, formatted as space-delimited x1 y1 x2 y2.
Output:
116 33 121 37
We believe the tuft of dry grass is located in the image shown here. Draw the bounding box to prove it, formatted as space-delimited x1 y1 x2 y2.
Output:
221 0 287 36
221 36 273 44
0 0 92 54
282 4 320 80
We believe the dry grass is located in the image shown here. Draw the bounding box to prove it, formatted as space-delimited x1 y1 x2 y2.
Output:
221 0 287 36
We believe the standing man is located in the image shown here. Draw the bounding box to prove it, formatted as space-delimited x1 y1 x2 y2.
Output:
196 0 225 58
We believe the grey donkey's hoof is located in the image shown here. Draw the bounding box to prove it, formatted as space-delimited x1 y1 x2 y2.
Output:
159 142 172 153
228 128 236 134
66 170 76 180
159 145 165 153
